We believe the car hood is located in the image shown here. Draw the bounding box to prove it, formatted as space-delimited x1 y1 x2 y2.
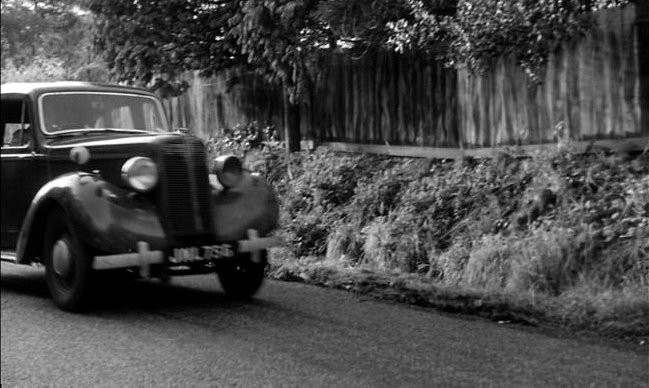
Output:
44 131 189 150
43 132 206 186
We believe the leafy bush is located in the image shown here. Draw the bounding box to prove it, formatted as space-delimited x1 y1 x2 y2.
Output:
286 211 330 258
506 227 595 295
1 56 70 83
433 237 472 284
325 221 364 264
461 234 514 290
270 149 375 257
350 159 426 225
205 121 278 160
1 55 109 84
362 213 423 272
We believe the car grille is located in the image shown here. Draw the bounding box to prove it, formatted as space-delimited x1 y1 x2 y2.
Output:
159 138 213 241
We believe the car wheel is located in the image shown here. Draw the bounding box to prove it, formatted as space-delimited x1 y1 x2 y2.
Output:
43 209 93 311
218 251 267 299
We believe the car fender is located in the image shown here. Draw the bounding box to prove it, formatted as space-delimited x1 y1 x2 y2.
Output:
211 172 280 242
17 172 166 264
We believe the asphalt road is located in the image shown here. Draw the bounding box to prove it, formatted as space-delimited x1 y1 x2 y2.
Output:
1 262 647 388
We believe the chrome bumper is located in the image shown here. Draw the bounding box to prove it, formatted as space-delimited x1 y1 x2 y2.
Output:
92 229 283 277
93 241 163 277
237 229 282 264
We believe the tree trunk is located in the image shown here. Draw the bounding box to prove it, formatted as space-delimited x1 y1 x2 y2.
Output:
283 91 301 152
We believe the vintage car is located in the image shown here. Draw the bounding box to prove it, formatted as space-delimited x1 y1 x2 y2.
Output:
0 82 282 311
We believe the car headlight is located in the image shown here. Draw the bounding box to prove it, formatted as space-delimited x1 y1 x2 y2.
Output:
213 155 243 189
121 157 158 192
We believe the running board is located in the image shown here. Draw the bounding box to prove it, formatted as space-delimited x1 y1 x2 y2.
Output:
1 250 18 263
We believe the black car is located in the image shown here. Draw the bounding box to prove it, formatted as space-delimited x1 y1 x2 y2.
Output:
1 82 281 311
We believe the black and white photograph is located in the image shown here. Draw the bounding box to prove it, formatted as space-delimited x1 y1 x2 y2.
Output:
1 0 648 386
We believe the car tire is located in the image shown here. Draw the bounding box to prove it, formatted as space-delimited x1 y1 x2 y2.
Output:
218 251 267 299
43 209 93 312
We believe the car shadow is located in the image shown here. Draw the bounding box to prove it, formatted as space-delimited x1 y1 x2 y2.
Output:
0 266 268 310
90 276 252 309
1 265 337 330
0 265 50 299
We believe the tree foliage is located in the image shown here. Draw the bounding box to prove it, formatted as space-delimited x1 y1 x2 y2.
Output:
1 56 69 82
88 0 243 85
1 0 95 70
87 0 632 95
386 0 631 82
89 0 418 98
229 0 331 101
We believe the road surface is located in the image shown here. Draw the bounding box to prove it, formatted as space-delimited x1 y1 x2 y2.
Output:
1 262 647 387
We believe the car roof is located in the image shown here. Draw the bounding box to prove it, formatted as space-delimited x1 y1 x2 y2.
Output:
0 81 157 98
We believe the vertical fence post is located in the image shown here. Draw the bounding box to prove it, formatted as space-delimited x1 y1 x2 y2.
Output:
637 0 649 136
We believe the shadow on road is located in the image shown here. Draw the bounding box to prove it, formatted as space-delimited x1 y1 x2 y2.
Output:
91 276 251 310
1 264 293 319
0 265 50 299
1 263 355 335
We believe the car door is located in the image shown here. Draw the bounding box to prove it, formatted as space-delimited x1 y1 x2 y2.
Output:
1 96 44 249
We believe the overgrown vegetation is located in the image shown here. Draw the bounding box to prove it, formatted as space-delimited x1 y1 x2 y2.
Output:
88 0 634 98
1 0 108 83
210 129 649 337
387 0 632 82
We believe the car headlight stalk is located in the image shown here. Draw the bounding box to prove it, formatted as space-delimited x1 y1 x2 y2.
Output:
121 156 158 192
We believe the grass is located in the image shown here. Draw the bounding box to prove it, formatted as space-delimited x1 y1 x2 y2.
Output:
267 248 649 339
211 134 649 340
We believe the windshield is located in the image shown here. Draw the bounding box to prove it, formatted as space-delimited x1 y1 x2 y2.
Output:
39 92 169 134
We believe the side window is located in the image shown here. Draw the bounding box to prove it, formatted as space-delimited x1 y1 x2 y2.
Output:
1 99 33 148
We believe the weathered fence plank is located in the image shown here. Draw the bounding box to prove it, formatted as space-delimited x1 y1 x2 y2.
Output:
457 4 647 149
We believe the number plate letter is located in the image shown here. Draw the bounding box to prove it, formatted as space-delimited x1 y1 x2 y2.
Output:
203 244 234 260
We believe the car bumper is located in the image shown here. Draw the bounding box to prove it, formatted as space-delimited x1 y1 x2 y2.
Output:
92 229 283 277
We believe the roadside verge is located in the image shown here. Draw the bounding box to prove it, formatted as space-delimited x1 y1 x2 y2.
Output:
267 253 649 343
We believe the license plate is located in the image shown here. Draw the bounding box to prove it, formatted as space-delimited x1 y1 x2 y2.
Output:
169 244 235 264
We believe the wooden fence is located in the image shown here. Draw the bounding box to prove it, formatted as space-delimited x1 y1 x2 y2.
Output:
458 5 647 148
165 69 284 138
165 4 648 156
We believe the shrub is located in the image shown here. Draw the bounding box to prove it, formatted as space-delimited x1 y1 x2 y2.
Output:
461 234 513 290
206 122 278 160
259 143 648 335
349 159 424 225
1 56 71 83
507 228 592 295
325 221 364 264
222 137 648 315
285 211 330 258
361 213 423 272
433 237 472 284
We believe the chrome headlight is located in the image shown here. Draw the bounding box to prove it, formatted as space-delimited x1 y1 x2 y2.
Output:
213 155 243 189
121 157 158 192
